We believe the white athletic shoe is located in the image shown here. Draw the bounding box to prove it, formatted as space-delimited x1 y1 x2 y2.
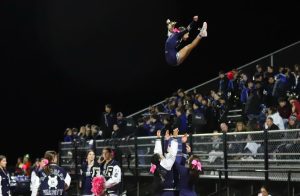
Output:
199 22 207 37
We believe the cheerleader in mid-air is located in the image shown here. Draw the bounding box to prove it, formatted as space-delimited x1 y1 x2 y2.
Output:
165 16 207 66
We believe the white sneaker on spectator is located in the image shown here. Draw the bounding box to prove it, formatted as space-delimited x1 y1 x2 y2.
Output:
199 22 207 37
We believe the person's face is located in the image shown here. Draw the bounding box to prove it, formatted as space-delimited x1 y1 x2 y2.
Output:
247 82 253 88
267 108 272 115
176 110 181 117
289 119 295 126
163 119 168 125
279 101 286 107
279 67 284 73
113 124 119 131
220 99 225 104
220 123 228 132
67 130 72 136
266 118 273 127
105 106 111 113
0 158 7 168
260 187 268 196
257 67 262 72
193 104 198 110
170 100 176 106
255 83 261 89
268 77 274 84
267 66 273 73
178 92 184 97
40 159 46 168
236 123 243 131
54 155 58 163
102 150 111 161
87 151 95 162
242 74 248 81
91 128 97 134
197 95 203 102
182 32 189 41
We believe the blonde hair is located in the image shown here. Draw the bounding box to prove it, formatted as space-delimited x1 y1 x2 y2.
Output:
235 121 246 132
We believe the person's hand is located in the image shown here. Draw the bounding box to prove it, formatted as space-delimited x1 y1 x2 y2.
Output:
98 156 105 164
165 130 171 140
173 128 179 138
79 181 82 189
156 130 161 138
193 16 198 22
181 133 188 143
292 104 296 113
186 144 191 153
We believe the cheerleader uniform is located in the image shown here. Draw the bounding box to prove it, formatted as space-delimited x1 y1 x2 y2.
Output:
0 167 10 196
80 161 100 196
101 159 121 196
175 143 197 196
31 164 71 196
153 137 178 196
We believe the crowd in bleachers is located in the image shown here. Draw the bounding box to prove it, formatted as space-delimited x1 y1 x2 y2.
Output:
63 64 300 149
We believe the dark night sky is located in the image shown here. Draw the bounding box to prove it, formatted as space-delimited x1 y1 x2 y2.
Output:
1 1 300 164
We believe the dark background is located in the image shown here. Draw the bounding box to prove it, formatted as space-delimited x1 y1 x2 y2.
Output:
1 1 300 165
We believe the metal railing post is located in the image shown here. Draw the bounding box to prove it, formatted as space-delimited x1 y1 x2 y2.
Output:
218 170 222 196
134 136 139 196
190 133 193 154
288 170 291 196
73 139 79 196
264 129 269 185
223 132 228 191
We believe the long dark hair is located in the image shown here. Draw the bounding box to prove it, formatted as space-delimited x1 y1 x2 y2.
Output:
150 153 164 194
188 155 201 187
43 150 57 175
86 150 95 163
151 153 160 167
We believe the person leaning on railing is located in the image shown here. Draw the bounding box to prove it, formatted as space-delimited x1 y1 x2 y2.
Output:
277 115 300 158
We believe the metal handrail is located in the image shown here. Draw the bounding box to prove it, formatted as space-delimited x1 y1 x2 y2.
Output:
126 40 300 118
